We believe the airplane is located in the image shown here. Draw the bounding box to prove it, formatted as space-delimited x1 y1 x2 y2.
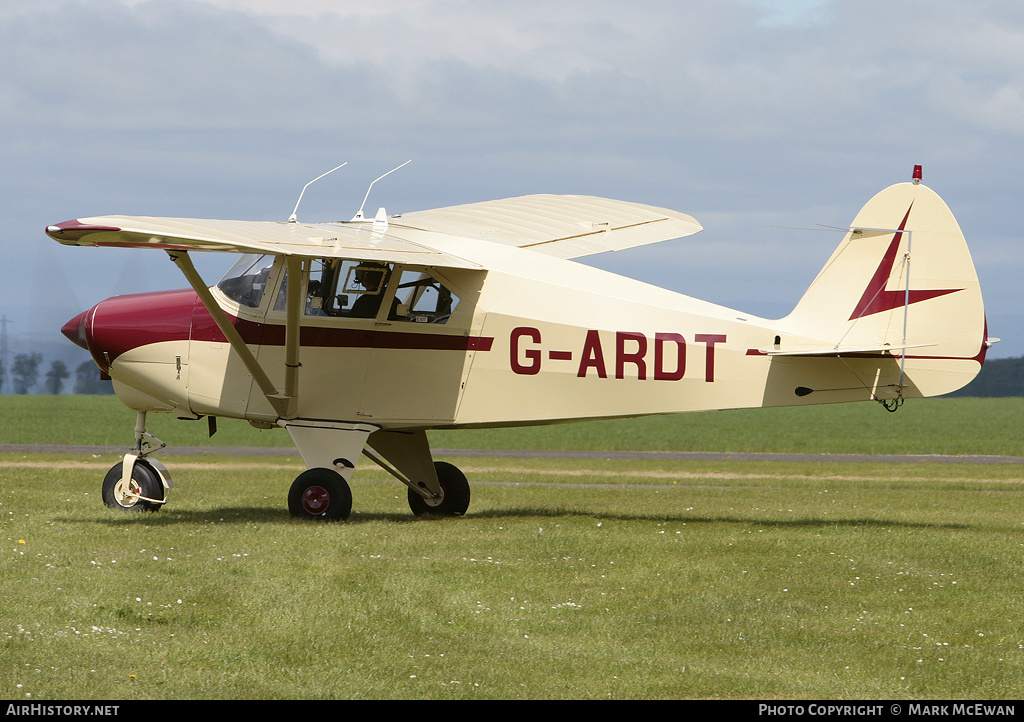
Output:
47 164 995 520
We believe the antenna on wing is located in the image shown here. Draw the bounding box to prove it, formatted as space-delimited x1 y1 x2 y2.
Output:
350 160 412 222
287 163 348 223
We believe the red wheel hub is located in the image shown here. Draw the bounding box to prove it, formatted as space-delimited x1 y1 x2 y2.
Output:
301 485 330 514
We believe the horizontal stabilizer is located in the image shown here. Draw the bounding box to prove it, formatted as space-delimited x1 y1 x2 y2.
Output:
760 343 936 357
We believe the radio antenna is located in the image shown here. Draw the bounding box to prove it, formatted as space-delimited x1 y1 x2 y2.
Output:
350 160 412 222
287 162 348 223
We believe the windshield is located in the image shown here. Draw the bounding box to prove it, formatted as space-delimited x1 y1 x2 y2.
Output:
216 254 276 308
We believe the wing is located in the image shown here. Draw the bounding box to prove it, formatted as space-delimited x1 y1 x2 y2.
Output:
45 216 483 270
391 194 702 259
46 194 701 266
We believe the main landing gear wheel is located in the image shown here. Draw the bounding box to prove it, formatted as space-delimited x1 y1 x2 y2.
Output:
408 461 470 517
288 468 353 521
102 461 164 512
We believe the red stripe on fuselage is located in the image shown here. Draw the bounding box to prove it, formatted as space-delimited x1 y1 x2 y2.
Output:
194 313 494 351
77 288 492 367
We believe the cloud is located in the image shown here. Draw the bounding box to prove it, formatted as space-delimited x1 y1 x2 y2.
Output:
3 0 1021 358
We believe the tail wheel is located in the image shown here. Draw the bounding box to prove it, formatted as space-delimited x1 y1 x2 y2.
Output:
288 468 352 521
101 460 164 512
408 461 470 517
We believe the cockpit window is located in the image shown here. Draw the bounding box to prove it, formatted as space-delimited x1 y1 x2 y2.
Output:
261 258 462 325
217 254 276 308
306 259 394 318
389 269 460 324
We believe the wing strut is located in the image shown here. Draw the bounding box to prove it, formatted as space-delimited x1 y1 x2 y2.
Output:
282 256 303 405
167 250 300 419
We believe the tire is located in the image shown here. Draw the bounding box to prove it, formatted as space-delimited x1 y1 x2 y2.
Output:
288 468 352 521
101 460 164 512
408 461 470 517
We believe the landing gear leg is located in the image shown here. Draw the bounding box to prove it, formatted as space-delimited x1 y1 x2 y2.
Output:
362 430 471 517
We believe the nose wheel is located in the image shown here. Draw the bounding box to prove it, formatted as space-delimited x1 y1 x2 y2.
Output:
98 411 173 513
101 459 165 512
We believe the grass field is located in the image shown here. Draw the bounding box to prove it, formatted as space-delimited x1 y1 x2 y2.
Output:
2 394 1022 456
1 396 1022 699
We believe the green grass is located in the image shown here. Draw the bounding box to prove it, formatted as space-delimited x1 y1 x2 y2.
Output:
1 395 1021 456
1 396 1022 699
2 453 1024 699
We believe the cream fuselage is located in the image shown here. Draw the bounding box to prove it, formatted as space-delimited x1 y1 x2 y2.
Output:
67 237 960 434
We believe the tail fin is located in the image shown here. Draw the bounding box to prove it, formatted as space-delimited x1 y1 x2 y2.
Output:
776 173 988 399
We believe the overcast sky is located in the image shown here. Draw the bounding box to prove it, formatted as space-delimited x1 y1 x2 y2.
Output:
4 0 1021 360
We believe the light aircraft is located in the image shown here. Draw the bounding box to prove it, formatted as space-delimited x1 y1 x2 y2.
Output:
48 164 995 520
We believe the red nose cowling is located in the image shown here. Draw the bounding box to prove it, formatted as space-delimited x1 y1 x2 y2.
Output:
61 289 200 373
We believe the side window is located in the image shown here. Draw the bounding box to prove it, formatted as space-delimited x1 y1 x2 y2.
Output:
273 261 292 312
304 259 394 319
217 254 276 309
389 269 460 324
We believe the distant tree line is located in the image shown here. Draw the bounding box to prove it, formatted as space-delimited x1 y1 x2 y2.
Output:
946 356 1024 398
0 354 113 394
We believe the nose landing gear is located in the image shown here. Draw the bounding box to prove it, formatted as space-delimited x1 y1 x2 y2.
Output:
101 411 172 513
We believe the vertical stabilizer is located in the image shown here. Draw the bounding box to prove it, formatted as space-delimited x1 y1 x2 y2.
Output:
777 173 988 398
